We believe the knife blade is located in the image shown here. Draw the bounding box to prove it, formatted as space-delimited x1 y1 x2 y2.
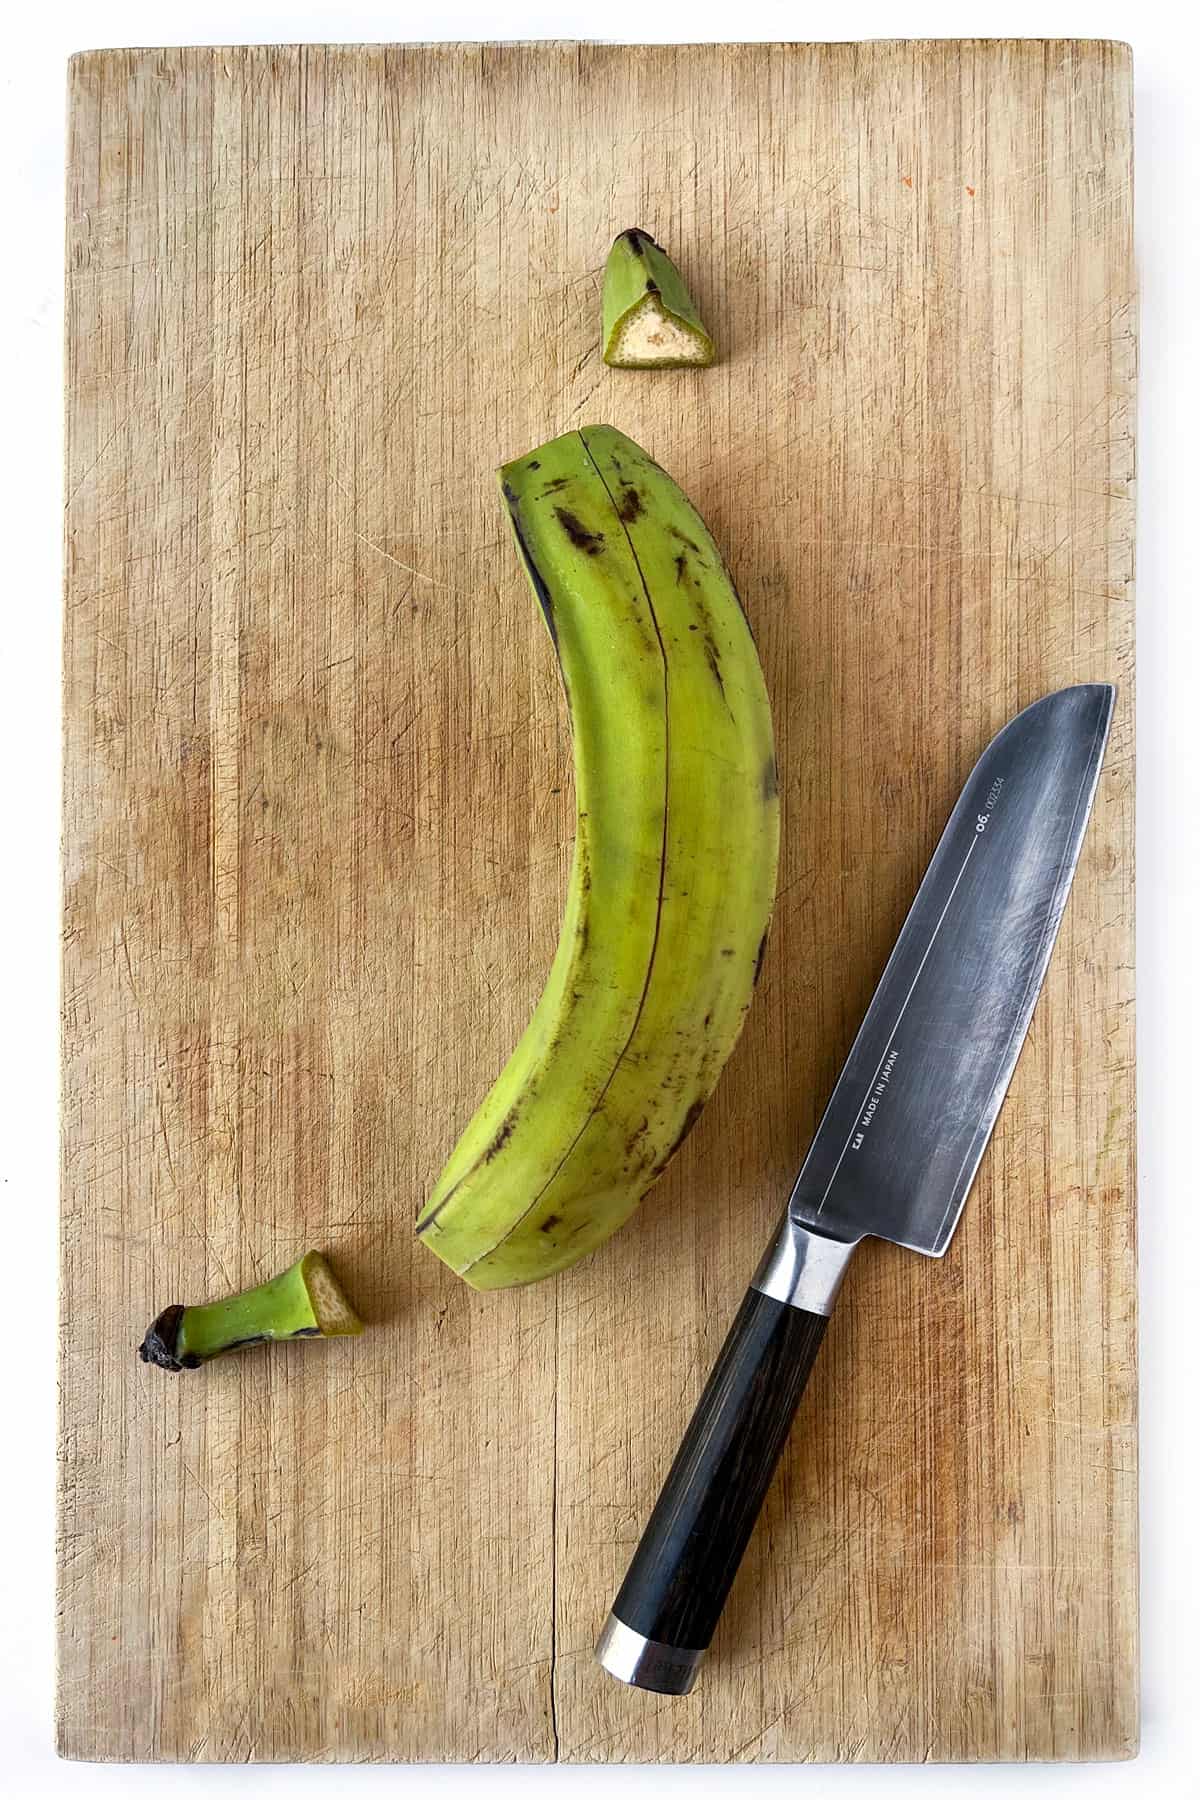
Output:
596 683 1116 1697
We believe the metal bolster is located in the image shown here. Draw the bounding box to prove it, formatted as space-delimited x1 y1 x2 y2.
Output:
750 1213 859 1316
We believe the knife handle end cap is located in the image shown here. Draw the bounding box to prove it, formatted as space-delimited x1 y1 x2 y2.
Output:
595 1614 703 1695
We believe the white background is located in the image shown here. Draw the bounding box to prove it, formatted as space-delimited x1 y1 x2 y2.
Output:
3 1 1196 1794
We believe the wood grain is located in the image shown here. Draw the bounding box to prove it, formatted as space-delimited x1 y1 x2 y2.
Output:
59 40 1136 1763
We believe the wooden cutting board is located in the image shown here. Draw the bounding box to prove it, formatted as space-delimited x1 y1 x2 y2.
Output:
59 39 1136 1763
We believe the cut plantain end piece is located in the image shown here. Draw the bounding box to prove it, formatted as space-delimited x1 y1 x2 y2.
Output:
602 228 715 368
137 1251 363 1371
416 425 778 1291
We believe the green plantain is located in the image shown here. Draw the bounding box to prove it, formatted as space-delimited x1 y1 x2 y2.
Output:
416 426 778 1289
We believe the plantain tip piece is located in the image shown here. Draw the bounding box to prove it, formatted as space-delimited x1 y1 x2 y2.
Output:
602 227 715 369
136 1252 363 1372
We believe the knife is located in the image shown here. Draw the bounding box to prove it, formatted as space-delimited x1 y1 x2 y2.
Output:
595 682 1116 1696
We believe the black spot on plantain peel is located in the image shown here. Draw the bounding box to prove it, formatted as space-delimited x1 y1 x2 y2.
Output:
483 1110 519 1162
554 508 605 555
504 483 560 651
665 1099 706 1166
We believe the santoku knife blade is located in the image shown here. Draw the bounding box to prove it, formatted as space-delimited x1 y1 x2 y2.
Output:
596 683 1116 1696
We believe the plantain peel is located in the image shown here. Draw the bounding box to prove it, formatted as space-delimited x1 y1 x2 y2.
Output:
416 426 779 1290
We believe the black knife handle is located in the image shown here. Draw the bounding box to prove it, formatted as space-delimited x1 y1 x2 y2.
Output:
597 1287 828 1693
